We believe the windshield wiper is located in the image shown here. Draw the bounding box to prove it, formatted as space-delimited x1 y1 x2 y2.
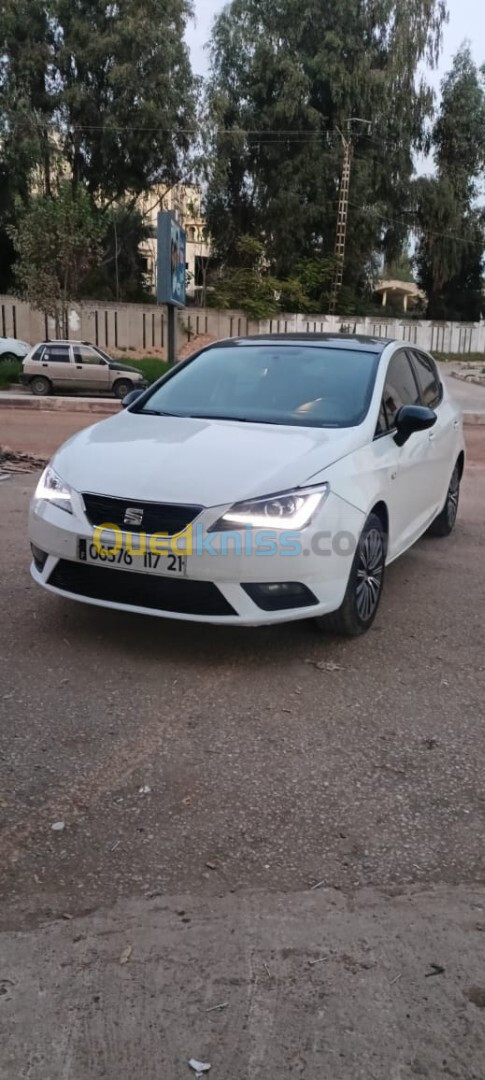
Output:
140 409 183 417
184 413 251 422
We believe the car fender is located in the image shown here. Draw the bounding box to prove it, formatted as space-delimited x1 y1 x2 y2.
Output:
307 445 391 525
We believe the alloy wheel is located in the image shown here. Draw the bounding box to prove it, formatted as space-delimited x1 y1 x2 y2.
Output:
355 528 384 622
446 467 460 529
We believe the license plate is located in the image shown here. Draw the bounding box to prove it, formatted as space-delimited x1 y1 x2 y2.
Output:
78 538 186 576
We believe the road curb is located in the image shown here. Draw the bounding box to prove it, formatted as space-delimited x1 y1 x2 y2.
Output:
0 395 120 414
463 413 485 426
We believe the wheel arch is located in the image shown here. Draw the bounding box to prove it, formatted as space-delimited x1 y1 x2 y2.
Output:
369 500 389 556
370 500 389 534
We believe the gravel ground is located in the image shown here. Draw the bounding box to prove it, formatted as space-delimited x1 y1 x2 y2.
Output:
1 427 485 1078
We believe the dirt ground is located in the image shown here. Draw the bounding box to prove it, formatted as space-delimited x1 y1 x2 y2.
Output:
0 407 117 458
1 425 485 1078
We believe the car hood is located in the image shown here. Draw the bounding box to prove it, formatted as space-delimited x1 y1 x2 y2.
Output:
1 337 29 354
53 410 367 506
108 361 143 375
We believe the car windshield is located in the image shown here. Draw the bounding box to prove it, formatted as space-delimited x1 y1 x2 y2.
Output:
93 346 113 362
139 344 380 428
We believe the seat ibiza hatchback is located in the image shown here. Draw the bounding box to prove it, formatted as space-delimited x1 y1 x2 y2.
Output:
29 334 464 636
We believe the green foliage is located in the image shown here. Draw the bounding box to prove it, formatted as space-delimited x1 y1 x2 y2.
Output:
55 0 197 202
80 206 153 303
0 0 197 295
124 358 170 383
0 358 22 389
433 46 485 201
205 0 447 298
383 253 415 284
209 267 281 319
414 46 485 321
291 257 337 312
0 0 197 204
9 182 103 323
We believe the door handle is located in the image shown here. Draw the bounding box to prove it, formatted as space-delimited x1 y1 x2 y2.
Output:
42 363 48 367
76 365 82 370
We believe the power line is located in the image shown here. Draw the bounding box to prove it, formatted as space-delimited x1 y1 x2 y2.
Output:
348 200 483 246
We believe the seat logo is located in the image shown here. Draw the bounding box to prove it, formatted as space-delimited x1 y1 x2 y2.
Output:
124 507 144 526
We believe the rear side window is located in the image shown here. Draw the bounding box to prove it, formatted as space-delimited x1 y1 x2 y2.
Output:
382 351 420 428
44 345 71 363
408 351 442 408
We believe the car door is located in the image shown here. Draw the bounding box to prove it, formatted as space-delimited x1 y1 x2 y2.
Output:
40 344 74 390
407 349 459 506
372 349 439 559
72 345 110 392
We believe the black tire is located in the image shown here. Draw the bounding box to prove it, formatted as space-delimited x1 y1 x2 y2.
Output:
315 512 387 637
30 375 51 397
427 462 461 538
113 378 133 400
0 352 18 364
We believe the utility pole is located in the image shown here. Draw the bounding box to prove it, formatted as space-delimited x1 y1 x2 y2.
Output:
329 119 371 316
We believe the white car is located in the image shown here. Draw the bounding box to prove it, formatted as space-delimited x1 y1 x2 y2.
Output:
0 336 30 362
29 335 465 636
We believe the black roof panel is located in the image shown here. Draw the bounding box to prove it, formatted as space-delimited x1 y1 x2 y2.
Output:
210 333 393 352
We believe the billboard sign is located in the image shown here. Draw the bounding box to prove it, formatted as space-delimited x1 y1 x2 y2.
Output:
157 211 187 308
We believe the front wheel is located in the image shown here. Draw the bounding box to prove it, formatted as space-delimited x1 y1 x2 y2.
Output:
113 379 133 400
0 352 18 364
315 512 387 637
427 463 461 538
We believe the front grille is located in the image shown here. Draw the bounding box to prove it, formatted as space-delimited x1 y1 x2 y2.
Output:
82 493 202 535
49 561 236 616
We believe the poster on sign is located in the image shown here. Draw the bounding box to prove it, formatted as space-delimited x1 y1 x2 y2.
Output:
157 212 187 309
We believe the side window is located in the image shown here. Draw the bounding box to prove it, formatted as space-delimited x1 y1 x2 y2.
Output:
44 345 71 363
408 350 442 408
73 345 105 366
382 351 420 429
31 345 45 361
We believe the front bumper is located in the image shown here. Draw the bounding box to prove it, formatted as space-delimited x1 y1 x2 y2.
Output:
29 492 365 626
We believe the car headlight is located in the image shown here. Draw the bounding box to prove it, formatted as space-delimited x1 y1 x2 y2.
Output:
209 484 330 531
34 466 73 514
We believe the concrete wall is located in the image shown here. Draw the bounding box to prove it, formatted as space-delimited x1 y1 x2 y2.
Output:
1 295 485 355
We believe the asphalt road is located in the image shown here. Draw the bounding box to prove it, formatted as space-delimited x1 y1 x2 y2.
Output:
1 430 485 1078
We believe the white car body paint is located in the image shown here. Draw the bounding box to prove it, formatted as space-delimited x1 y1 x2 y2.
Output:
28 338 465 627
0 336 30 359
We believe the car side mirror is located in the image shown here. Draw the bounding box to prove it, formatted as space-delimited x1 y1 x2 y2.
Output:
121 389 144 409
394 405 437 447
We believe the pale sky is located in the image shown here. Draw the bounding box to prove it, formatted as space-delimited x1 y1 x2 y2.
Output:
186 0 484 89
